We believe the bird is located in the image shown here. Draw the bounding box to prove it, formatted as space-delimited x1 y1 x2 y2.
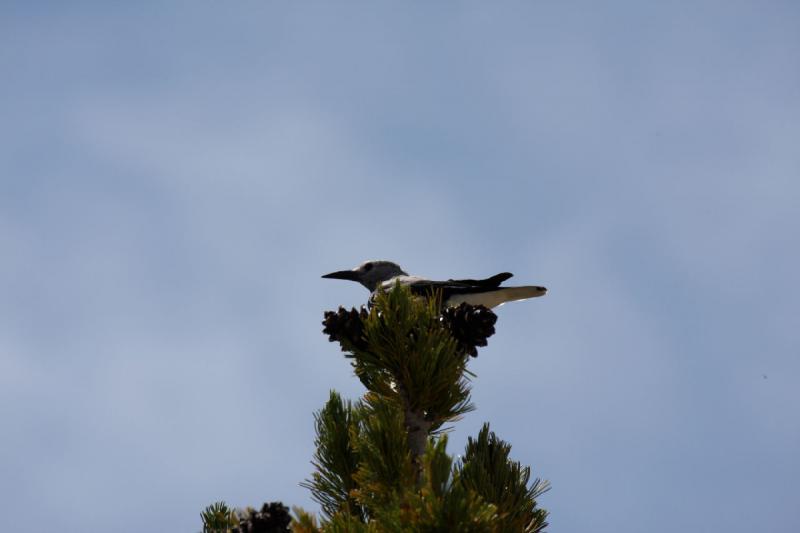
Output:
322 260 546 309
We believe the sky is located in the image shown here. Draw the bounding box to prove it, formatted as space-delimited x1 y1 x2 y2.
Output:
1 2 798 532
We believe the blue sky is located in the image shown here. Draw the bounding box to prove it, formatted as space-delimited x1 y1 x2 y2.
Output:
1 2 798 532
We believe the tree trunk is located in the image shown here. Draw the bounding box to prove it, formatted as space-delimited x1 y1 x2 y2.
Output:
398 385 431 486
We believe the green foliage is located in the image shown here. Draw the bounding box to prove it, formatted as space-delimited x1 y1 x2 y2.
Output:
301 391 365 520
456 424 550 533
354 284 475 430
423 435 453 498
350 393 416 513
325 512 374 533
201 501 238 532
291 507 321 533
409 435 499 532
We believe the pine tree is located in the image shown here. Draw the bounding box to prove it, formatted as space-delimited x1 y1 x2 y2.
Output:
203 283 549 532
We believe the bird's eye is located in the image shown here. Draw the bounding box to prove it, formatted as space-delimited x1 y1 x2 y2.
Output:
363 263 373 272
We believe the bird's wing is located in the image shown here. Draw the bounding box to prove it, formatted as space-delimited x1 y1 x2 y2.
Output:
401 273 516 301
446 272 513 288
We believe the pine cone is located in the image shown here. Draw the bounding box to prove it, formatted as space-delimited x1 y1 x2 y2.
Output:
322 306 369 351
234 502 291 533
441 303 497 357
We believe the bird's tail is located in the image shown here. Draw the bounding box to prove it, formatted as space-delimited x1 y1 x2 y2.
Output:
450 286 547 309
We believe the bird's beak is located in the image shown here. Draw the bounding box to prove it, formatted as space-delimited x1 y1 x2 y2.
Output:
321 269 360 281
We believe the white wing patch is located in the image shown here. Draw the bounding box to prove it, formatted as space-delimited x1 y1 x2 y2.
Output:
446 287 547 309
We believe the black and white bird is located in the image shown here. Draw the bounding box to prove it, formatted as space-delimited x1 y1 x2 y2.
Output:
322 260 546 309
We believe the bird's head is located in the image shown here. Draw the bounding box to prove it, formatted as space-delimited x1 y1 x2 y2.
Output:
322 260 408 291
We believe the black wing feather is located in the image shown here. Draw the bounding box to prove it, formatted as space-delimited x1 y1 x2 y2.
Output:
447 272 513 288
406 272 514 301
